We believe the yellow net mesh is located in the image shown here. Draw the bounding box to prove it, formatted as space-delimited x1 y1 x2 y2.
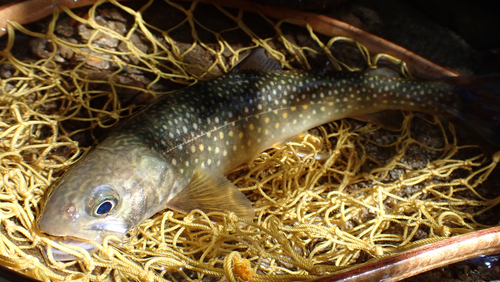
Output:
0 0 499 281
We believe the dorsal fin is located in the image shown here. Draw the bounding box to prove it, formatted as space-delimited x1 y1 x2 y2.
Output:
166 169 255 220
232 48 282 73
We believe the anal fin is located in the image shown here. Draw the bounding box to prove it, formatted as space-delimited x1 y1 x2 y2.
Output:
352 110 405 131
167 170 254 220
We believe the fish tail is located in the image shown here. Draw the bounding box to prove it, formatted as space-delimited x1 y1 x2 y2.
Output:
444 75 500 152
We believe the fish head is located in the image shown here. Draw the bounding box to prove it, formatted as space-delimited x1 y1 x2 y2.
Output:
37 139 173 258
38 174 131 242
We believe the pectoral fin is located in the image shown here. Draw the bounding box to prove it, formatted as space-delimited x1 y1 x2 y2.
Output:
167 170 254 220
352 111 404 131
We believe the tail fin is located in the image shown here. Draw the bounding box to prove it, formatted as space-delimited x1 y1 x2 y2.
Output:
444 75 500 153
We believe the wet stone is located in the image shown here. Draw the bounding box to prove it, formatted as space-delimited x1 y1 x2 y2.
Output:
76 48 111 69
0 63 15 79
55 17 75 37
57 38 77 60
118 33 150 65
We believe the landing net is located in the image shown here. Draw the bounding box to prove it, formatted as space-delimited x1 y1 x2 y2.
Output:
0 0 498 281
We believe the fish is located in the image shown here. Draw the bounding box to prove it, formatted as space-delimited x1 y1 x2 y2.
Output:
37 49 500 260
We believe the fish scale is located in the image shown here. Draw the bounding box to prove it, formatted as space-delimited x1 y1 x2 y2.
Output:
123 71 454 177
37 50 500 261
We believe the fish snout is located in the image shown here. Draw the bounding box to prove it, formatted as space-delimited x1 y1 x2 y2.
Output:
38 202 81 237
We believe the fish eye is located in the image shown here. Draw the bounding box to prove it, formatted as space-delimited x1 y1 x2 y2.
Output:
86 185 120 217
92 198 117 216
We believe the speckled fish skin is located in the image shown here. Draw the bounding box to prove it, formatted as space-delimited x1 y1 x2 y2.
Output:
147 71 452 176
37 54 499 258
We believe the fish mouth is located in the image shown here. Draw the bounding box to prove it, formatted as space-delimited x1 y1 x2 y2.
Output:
42 221 129 261
44 238 97 261
83 221 129 235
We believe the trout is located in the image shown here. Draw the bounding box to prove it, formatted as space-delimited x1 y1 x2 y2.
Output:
37 50 500 260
